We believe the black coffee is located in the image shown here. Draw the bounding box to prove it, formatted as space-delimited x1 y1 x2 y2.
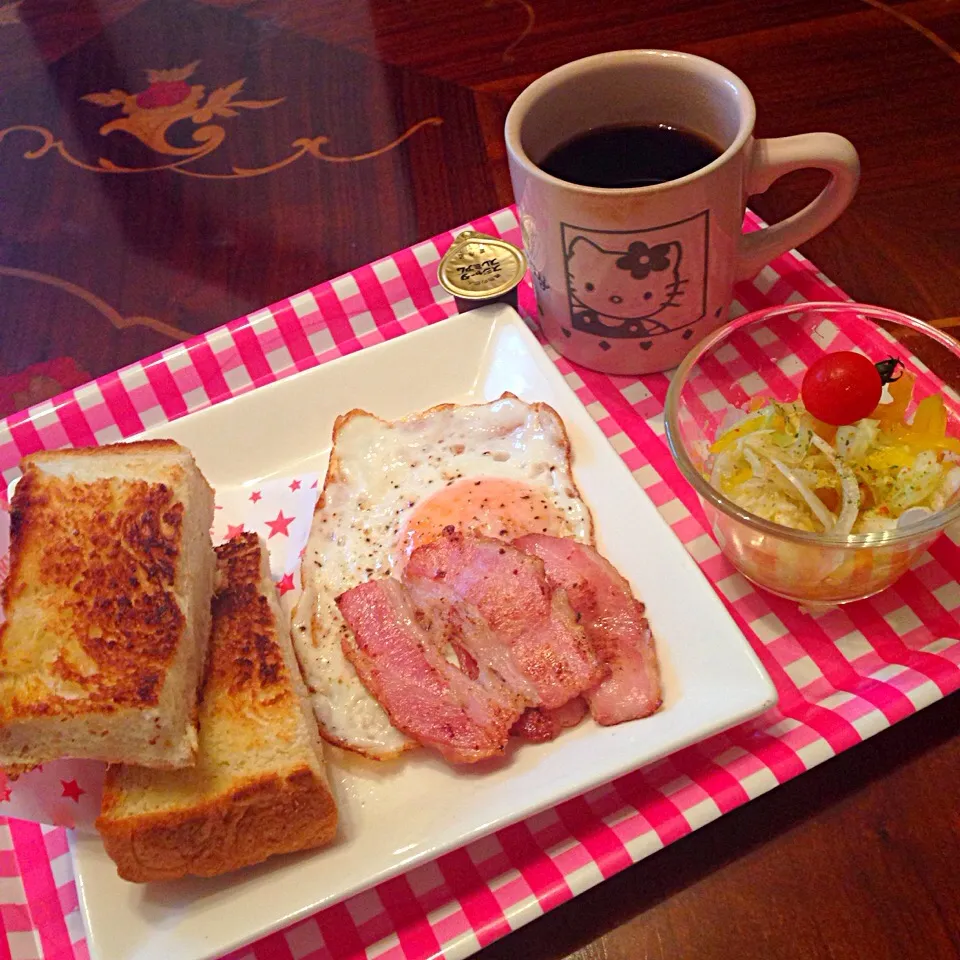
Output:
539 123 722 189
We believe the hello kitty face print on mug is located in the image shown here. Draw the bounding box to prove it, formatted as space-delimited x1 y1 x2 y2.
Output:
563 216 706 347
505 50 860 375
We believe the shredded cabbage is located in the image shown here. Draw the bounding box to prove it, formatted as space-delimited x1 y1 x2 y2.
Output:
767 455 836 530
809 435 860 535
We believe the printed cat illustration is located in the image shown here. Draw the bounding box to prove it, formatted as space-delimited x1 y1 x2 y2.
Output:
565 236 687 338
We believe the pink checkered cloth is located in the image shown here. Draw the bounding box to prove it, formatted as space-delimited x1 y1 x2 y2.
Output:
1 207 958 960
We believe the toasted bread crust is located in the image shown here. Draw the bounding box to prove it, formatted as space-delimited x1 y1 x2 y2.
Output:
1 467 185 718
24 439 185 463
97 533 337 881
208 534 297 708
97 765 337 881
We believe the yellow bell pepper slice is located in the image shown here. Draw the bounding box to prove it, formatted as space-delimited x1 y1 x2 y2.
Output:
720 464 753 492
865 445 915 471
882 394 960 454
710 409 778 453
872 372 915 427
912 394 947 436
881 426 960 455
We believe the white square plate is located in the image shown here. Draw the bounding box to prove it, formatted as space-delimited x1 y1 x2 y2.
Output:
73 304 777 960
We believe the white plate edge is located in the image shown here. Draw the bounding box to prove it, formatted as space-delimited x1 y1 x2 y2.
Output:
70 305 779 960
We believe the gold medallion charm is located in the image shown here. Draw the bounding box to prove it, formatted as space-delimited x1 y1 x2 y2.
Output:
438 231 528 313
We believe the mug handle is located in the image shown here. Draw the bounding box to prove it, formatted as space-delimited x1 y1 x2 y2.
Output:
736 133 860 281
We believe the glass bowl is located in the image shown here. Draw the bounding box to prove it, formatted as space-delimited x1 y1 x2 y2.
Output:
664 302 960 605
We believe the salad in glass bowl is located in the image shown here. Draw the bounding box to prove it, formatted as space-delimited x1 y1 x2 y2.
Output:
711 357 960 536
665 303 960 606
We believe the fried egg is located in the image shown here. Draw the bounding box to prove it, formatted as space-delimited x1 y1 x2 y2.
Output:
291 394 593 759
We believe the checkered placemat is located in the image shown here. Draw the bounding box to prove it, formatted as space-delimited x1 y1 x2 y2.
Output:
0 207 958 960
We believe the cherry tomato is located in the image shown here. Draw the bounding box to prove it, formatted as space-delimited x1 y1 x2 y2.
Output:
801 352 882 426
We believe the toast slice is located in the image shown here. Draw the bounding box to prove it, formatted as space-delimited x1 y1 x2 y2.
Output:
0 440 216 773
96 533 337 882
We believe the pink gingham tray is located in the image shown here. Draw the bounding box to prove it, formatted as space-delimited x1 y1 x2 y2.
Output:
1 207 959 960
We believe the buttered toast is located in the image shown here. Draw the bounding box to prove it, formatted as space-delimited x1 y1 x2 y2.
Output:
0 440 216 773
97 533 337 882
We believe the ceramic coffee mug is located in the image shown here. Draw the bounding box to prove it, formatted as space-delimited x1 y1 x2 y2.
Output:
505 50 860 375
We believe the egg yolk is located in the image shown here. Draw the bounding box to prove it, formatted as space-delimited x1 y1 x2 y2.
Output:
389 477 571 572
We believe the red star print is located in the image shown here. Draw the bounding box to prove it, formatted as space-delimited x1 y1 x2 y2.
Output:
276 573 295 596
249 490 262 504
226 523 245 539
265 510 294 539
60 779 85 803
289 479 301 492
0 785 10 802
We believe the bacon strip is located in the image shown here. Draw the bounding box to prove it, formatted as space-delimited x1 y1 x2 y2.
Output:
514 535 662 725
511 698 589 742
404 577 539 704
336 579 526 763
404 531 605 709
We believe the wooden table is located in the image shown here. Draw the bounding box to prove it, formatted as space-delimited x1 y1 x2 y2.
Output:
2 2 959 958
